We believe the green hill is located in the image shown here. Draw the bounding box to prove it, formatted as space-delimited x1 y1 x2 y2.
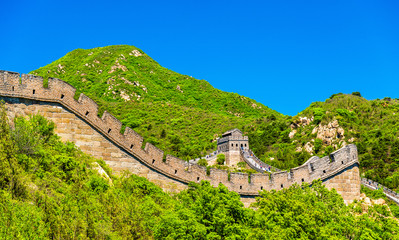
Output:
31 45 285 160
254 93 399 191
31 45 399 191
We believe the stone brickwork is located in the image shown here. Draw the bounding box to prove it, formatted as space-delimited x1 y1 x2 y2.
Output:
0 70 361 204
217 129 249 166
323 164 360 204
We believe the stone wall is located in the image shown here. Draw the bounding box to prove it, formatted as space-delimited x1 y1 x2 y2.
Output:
323 164 360 204
4 98 187 193
0 70 361 203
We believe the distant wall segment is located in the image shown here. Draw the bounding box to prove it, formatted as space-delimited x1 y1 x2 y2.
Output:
0 70 361 203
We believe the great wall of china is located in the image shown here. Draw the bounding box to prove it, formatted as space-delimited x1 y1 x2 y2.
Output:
0 70 364 205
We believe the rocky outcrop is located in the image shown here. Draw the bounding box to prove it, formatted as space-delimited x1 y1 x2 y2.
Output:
312 120 345 145
304 142 313 153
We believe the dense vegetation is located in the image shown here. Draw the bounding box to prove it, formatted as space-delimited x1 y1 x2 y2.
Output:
31 45 399 192
1 102 398 239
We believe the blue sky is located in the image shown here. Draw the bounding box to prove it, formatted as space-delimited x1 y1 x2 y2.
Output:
1 0 398 116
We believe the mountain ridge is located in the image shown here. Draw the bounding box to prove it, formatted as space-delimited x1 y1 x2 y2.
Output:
30 45 285 160
30 45 399 192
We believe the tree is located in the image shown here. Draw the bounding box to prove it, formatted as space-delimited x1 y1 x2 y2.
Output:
198 158 208 167
314 138 322 154
160 129 166 138
216 154 225 165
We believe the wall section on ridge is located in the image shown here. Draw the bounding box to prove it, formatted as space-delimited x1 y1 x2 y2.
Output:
0 70 361 203
4 98 187 192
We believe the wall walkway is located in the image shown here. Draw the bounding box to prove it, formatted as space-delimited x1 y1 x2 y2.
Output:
0 70 361 203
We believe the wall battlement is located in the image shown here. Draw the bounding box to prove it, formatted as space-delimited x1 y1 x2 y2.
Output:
0 70 361 203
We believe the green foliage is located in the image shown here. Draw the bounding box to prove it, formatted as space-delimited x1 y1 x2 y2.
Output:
336 108 357 120
197 158 208 167
314 138 322 154
155 180 399 239
155 181 251 239
329 92 343 99
0 190 48 239
12 114 55 155
352 91 362 97
361 185 386 200
160 129 166 138
313 107 325 124
237 161 246 168
216 154 225 165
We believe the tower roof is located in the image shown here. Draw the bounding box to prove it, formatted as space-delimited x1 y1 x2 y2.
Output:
222 128 242 137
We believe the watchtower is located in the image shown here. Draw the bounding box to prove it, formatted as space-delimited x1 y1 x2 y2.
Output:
217 129 249 166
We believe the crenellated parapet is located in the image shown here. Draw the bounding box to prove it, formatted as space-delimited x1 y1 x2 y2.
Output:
0 70 361 202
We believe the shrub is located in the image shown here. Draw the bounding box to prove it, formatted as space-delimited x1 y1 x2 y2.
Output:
237 161 246 168
329 93 343 99
314 139 322 154
313 108 325 125
216 154 225 165
198 158 208 167
12 114 55 155
352 92 362 97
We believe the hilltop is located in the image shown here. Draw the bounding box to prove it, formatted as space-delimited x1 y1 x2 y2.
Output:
256 93 399 191
31 45 284 160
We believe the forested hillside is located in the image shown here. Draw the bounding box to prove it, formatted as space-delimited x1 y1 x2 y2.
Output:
0 102 398 239
31 45 399 192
